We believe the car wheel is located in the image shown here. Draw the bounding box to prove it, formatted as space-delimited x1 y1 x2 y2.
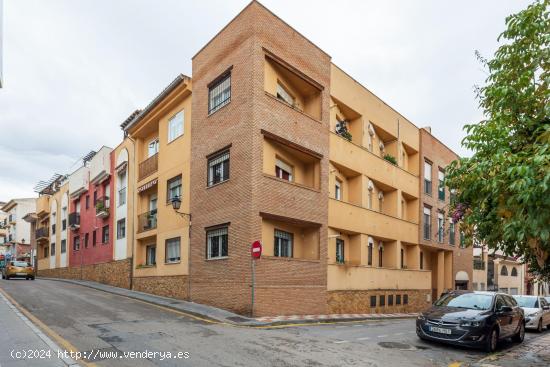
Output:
537 319 543 333
31 277 35 280
512 322 525 343
485 328 498 353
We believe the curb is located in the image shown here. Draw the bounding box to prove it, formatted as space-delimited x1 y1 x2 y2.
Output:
38 277 418 327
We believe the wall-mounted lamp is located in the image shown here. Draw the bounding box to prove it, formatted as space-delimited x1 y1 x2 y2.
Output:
171 197 192 225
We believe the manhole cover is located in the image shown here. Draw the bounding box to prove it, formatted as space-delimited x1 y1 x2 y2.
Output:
378 342 416 351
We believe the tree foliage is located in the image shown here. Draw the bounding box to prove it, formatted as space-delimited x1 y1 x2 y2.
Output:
446 0 550 277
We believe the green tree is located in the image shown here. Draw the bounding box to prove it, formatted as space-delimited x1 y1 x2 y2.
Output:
446 0 550 277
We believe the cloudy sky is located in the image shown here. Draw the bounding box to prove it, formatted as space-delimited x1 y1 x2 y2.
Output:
0 0 531 201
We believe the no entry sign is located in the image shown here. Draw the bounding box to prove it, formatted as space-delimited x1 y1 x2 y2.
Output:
251 241 262 259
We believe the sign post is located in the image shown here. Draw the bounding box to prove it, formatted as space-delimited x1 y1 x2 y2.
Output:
250 241 262 317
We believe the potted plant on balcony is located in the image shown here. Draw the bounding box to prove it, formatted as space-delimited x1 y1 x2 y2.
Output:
335 120 353 142
383 154 397 165
95 200 109 218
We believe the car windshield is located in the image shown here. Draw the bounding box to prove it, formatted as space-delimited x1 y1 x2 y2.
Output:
12 261 30 267
434 293 493 310
514 296 538 308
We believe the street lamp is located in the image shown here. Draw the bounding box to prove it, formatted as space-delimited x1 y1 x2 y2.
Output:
171 197 191 224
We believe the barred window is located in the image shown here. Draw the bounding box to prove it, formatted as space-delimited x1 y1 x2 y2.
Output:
117 219 126 239
208 151 230 186
207 227 228 259
274 229 293 258
208 73 231 114
165 237 181 263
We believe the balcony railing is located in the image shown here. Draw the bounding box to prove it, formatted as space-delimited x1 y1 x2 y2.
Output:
139 153 158 181
137 209 157 233
35 227 49 239
68 212 80 229
95 196 110 219
474 260 486 270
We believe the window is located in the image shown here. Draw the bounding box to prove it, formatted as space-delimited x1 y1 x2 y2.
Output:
378 243 383 267
275 158 293 181
379 295 385 307
52 223 56 235
73 237 80 251
276 82 295 106
85 195 90 209
423 206 431 240
93 190 97 206
148 139 159 157
396 294 401 305
61 239 66 253
438 170 445 201
368 191 373 209
208 72 231 114
460 231 466 248
449 222 456 246
92 230 97 246
50 243 55 256
168 110 184 142
424 161 432 195
117 219 126 239
437 213 444 243
511 267 518 277
420 252 424 270
388 295 394 306
146 245 156 266
118 170 127 206
167 175 182 203
368 240 373 266
165 237 181 263
208 150 230 186
370 295 377 307
207 226 228 259
500 265 508 276
84 233 89 248
403 294 408 305
336 239 344 264
274 229 293 258
400 249 404 268
102 225 109 244
335 179 342 201
43 246 48 258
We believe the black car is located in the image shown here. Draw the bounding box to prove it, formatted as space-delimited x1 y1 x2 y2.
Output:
416 291 525 352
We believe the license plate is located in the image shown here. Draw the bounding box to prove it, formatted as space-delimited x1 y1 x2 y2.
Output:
15 272 28 276
429 326 451 334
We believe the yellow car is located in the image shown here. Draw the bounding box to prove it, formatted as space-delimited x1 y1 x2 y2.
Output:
2 261 35 280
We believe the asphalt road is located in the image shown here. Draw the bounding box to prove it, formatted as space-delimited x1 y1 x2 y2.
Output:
0 279 547 367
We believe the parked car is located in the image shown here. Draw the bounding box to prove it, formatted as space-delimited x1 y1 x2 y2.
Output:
513 295 550 332
1 261 35 280
417 291 525 352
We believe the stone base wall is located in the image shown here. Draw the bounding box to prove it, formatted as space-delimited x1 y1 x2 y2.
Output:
37 259 131 289
132 276 188 300
327 289 432 314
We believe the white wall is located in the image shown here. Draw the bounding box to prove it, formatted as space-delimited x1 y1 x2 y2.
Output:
114 148 128 260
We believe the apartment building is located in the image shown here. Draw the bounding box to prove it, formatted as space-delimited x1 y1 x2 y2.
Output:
123 75 191 298
419 128 473 300
0 203 7 252
0 198 36 261
472 245 525 295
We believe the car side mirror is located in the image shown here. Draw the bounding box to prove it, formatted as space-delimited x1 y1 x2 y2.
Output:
498 305 513 313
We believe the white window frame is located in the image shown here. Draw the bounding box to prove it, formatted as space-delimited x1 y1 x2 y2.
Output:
276 81 295 106
165 237 181 263
208 151 230 186
167 175 182 203
148 139 159 157
335 179 342 200
207 227 228 259
336 238 344 264
209 73 231 114
274 229 293 258
117 218 126 239
275 158 293 181
168 110 184 142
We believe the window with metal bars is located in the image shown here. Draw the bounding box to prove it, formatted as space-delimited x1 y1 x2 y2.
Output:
274 229 293 258
208 73 231 114
336 238 344 264
208 151 230 186
207 227 228 259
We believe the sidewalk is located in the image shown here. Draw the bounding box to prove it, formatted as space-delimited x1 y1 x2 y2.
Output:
41 278 418 327
472 333 550 367
0 291 78 367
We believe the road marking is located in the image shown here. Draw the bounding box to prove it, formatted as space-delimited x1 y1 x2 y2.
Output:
334 340 349 344
357 337 370 341
448 362 462 367
377 335 388 338
0 287 89 366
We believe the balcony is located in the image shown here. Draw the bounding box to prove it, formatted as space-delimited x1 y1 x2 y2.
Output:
330 133 418 196
35 227 49 241
139 153 158 181
329 198 418 244
95 196 110 219
137 210 157 233
68 212 80 230
327 264 431 291
36 195 50 217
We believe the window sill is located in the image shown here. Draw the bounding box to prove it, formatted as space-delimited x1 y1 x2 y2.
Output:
136 264 156 269
206 179 229 189
262 256 320 263
207 100 231 117
164 260 181 265
167 133 184 146
206 256 229 261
